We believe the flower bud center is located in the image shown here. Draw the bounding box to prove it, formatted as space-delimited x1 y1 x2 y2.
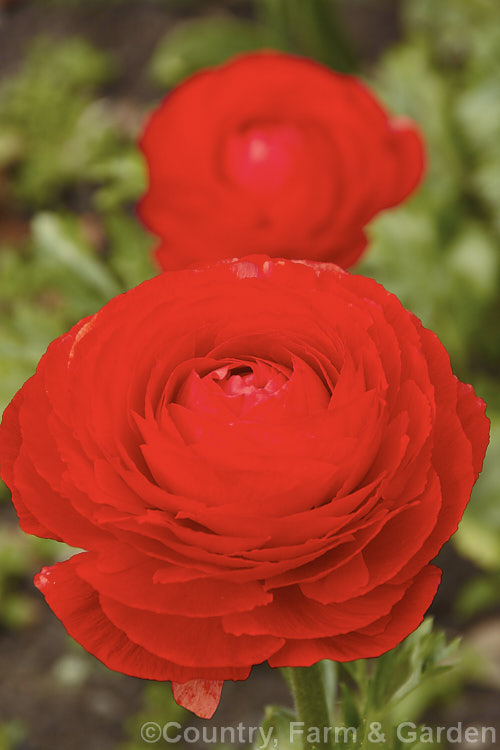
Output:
224 123 302 192
210 363 289 415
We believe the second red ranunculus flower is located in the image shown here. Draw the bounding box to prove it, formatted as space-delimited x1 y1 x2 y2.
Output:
139 52 425 271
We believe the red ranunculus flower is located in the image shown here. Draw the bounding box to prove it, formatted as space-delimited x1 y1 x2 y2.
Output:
138 52 425 272
0 257 487 718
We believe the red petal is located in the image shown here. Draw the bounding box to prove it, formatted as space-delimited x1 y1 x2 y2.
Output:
456 381 489 478
171 680 223 719
35 555 251 682
268 565 441 666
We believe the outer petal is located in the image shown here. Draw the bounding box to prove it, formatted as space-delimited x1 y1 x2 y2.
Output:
76 551 272 616
35 555 251 682
0 387 56 539
456 380 490 478
268 565 441 666
99 593 284 669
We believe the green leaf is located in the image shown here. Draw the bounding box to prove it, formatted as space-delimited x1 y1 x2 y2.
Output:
257 0 357 72
91 149 147 212
447 223 498 296
150 16 285 87
258 705 297 750
456 572 500 620
388 628 459 709
0 36 115 207
105 212 156 290
454 415 500 571
456 78 500 155
340 683 360 730
338 619 466 739
32 213 121 300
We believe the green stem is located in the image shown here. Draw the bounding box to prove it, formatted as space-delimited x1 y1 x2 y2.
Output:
286 664 334 750
256 0 358 73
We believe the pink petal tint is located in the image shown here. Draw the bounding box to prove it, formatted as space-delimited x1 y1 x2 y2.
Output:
171 679 224 719
223 124 303 193
177 361 291 419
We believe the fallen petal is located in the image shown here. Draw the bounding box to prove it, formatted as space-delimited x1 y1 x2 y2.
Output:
171 679 223 719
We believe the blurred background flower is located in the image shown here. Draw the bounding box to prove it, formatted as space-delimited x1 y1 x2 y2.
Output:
0 1 499 749
138 51 425 271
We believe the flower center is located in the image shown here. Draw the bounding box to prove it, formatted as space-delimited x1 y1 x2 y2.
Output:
223 123 302 193
176 360 291 421
210 363 290 415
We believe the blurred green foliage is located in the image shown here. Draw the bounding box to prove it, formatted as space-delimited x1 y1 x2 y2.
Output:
0 38 115 206
0 0 499 746
150 0 355 88
118 683 187 750
0 720 26 750
361 0 500 375
0 38 155 471
0 208 153 458
358 0 500 615
0 525 63 629
150 16 284 87
454 419 500 619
